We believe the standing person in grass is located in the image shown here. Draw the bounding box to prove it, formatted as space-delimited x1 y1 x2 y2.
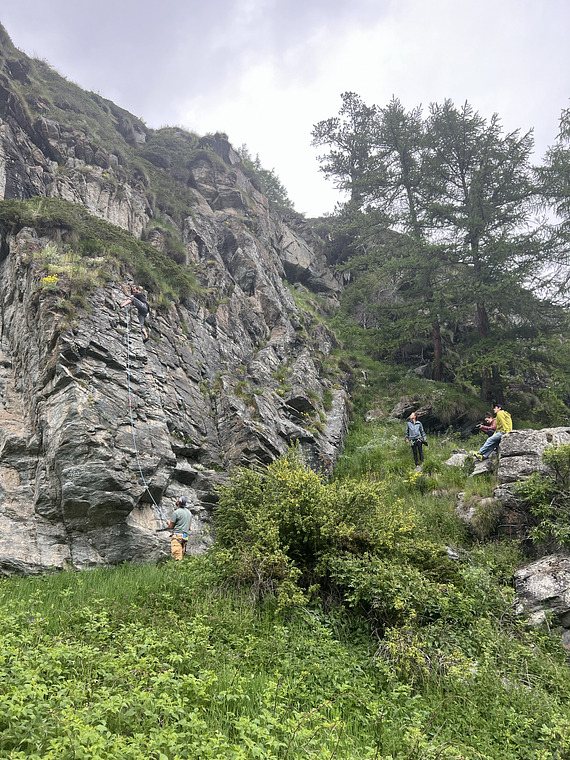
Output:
472 404 512 460
167 496 192 560
405 411 427 468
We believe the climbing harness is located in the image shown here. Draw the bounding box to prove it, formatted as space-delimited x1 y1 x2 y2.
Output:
125 305 170 527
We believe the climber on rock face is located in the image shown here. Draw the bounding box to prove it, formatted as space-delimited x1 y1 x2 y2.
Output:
121 284 150 341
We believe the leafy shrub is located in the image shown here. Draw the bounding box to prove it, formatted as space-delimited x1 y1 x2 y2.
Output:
515 443 570 545
327 552 443 628
214 447 415 605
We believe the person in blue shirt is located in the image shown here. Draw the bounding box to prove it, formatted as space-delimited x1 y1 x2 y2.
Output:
167 496 192 560
405 412 426 467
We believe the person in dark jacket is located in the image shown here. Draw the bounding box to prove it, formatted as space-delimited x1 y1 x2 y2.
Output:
121 284 150 341
405 412 426 467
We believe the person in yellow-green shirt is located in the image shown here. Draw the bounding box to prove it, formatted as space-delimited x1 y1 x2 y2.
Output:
472 404 512 460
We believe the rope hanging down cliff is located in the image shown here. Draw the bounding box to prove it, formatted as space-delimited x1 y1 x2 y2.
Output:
124 305 169 526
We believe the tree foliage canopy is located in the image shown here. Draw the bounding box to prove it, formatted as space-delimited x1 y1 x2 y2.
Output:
313 95 570 414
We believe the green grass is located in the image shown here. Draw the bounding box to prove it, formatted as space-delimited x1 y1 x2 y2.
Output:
0 407 568 759
0 417 566 760
1 552 570 759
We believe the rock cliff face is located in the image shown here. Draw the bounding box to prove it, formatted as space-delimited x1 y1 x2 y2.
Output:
0 28 349 574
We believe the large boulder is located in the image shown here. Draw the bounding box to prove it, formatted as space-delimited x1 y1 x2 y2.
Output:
514 554 570 648
494 428 570 508
497 428 570 482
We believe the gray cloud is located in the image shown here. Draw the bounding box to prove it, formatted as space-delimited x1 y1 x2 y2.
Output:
2 0 570 215
2 0 384 123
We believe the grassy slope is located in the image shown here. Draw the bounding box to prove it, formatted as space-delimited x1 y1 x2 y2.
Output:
1 420 570 760
1 249 567 760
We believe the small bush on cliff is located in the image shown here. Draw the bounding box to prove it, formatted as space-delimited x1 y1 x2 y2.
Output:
237 145 295 213
515 443 570 546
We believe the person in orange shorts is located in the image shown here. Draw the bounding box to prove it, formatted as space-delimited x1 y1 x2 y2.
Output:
167 496 192 560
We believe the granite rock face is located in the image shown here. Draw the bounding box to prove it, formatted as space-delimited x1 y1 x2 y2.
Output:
514 555 570 648
493 428 570 508
0 42 349 574
0 223 348 576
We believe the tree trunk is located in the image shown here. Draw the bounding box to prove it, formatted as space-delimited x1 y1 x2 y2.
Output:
476 303 489 340
481 369 493 401
432 318 443 381
476 302 493 399
491 368 505 405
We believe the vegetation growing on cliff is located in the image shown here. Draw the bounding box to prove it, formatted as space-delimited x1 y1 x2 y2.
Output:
238 145 296 214
0 27 282 228
0 197 199 307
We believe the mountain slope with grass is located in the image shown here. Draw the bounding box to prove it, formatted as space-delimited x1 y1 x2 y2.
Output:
2 426 570 760
2 22 570 759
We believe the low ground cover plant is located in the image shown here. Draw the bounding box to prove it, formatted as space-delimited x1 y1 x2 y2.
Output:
1 551 570 760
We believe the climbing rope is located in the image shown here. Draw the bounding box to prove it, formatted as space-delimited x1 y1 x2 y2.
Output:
125 306 170 528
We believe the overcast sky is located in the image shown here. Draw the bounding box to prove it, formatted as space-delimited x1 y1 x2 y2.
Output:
1 0 569 216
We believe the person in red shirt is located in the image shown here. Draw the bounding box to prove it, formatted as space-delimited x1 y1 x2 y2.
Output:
477 414 496 437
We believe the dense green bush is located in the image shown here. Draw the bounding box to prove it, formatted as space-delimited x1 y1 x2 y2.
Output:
515 443 570 545
214 447 416 605
214 446 474 637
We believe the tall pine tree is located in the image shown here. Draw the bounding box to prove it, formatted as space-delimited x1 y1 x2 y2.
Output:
314 96 564 403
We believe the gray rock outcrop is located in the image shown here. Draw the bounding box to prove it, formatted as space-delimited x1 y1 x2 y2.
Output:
451 428 570 541
0 35 349 574
496 427 570 482
494 428 570 507
514 555 570 648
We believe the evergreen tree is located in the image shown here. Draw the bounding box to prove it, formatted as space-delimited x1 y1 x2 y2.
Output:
536 106 570 301
311 92 379 208
425 100 544 398
314 96 568 405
